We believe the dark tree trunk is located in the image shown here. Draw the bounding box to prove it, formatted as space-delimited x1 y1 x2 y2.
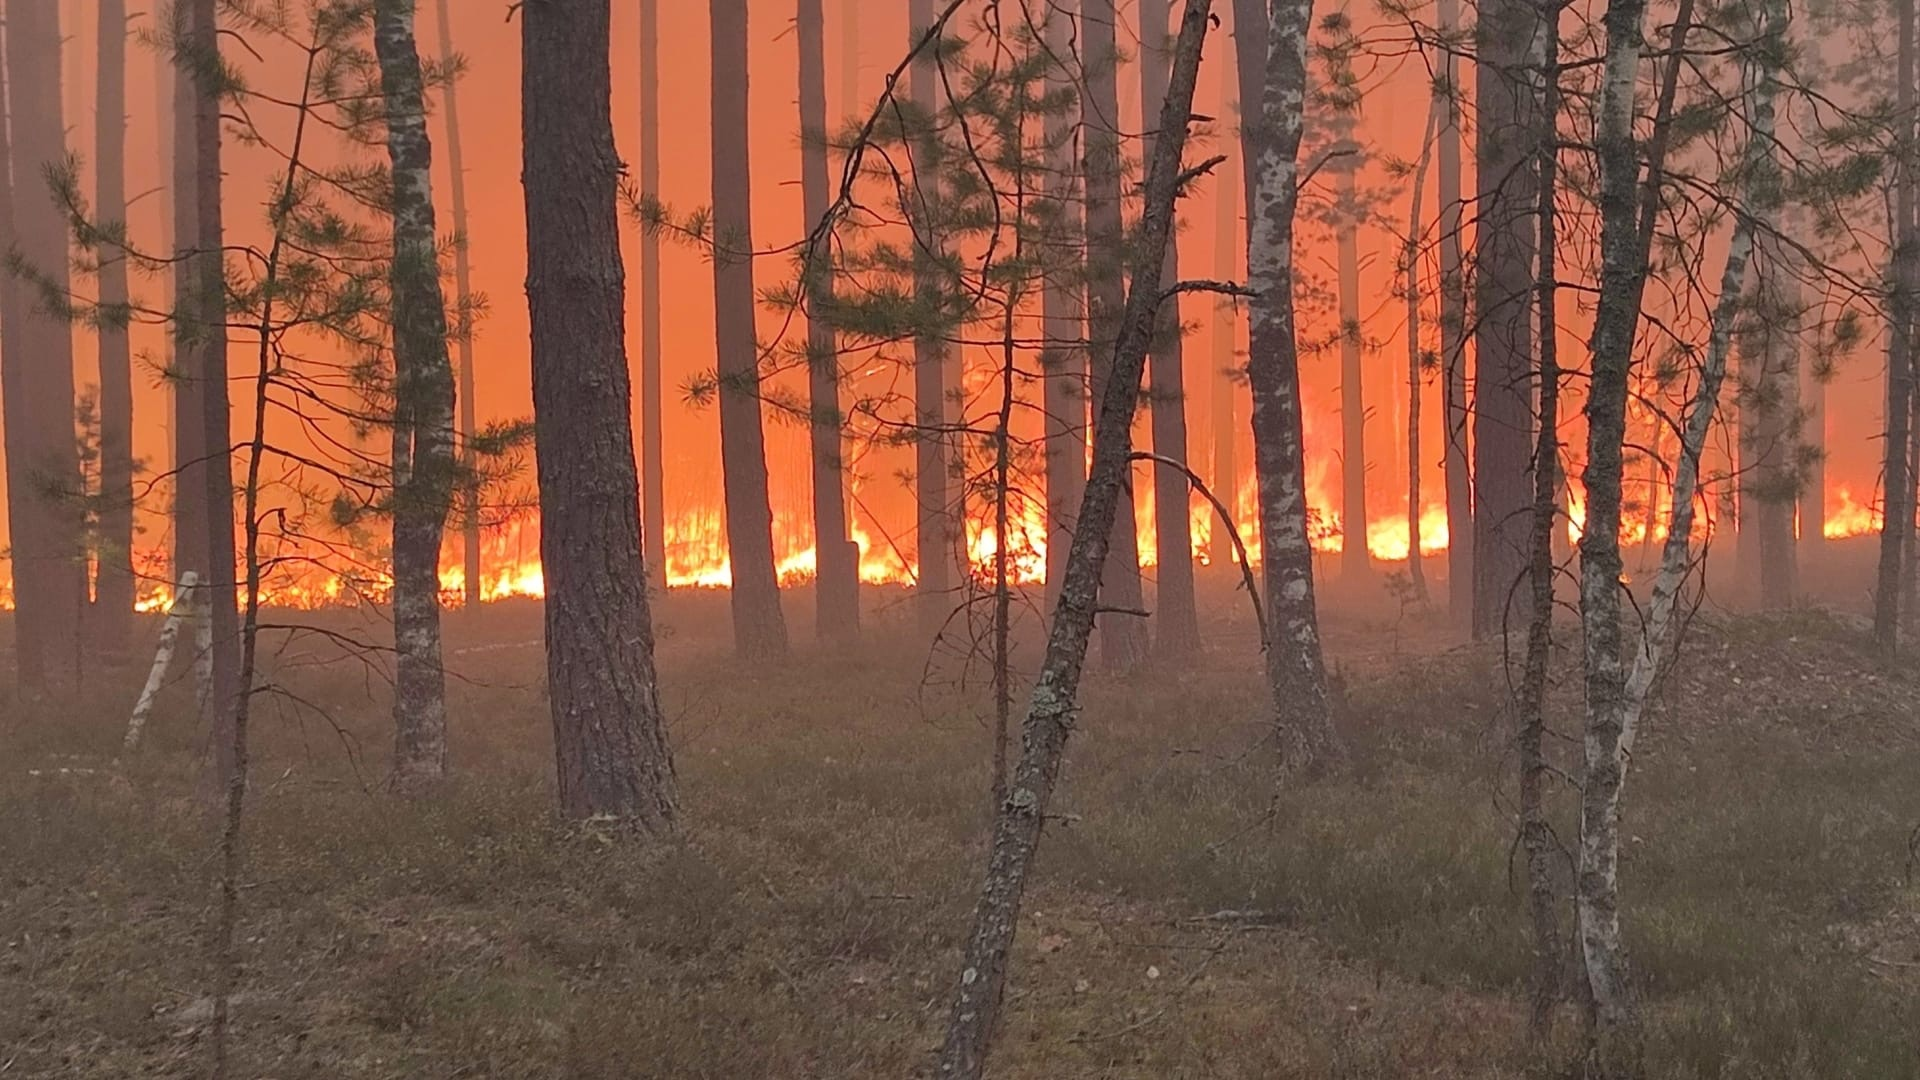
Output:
94 0 136 657
910 0 956 634
1083 0 1150 669
934 12 1213 1076
1247 0 1337 769
710 0 790 659
1470 0 1543 639
1739 235 1801 610
1334 132 1369 581
638 0 668 594
182 0 242 789
1140 0 1201 657
1436 0 1471 631
1041 0 1086 610
2 0 86 692
433 0 483 607
1403 101 1438 605
1212 42 1239 554
1877 0 1916 655
800 0 859 643
521 0 678 830
376 0 457 786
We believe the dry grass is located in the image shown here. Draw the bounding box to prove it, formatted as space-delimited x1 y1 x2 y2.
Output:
2 583 1917 1077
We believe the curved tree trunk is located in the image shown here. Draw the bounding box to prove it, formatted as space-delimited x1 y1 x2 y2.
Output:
710 0 791 659
521 0 678 830
1140 0 1201 657
1247 0 1337 769
376 0 457 787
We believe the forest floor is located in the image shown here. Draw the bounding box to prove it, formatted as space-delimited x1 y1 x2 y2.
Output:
3 567 1919 1078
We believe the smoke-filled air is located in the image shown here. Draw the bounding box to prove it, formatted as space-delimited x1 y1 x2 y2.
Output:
3 0 1917 1075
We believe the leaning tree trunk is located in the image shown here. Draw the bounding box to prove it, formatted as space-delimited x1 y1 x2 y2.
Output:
521 0 678 830
934 11 1214 1077
1248 0 1337 769
1083 0 1152 669
1403 100 1439 604
433 0 484 607
95 0 136 657
1875 0 1917 656
637 0 668 594
376 0 457 787
711 0 791 659
1436 0 1471 631
1041 0 1086 610
910 0 956 634
799 0 860 643
1140 0 1201 658
1471 0 1544 640
1577 0 1784 1067
3 0 87 692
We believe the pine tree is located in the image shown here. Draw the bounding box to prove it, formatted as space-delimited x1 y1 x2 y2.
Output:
432 0 483 607
94 0 136 655
637 0 668 594
521 0 677 828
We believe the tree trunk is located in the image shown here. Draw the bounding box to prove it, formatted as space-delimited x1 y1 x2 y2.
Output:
911 0 956 634
2 0 86 692
1247 0 1337 769
1577 0 1784 1066
1436 0 1471 631
637 0 668 595
1517 11 1563 1039
94 0 135 657
376 0 457 787
934 12 1213 1075
433 0 484 607
711 0 791 659
521 0 678 830
1141 0 1201 657
1875 0 1916 655
1404 101 1439 604
1083 0 1151 669
1470 0 1543 639
1212 44 1239 555
1041 0 1086 611
1740 230 1801 610
1334 130 1369 582
800 0 859 643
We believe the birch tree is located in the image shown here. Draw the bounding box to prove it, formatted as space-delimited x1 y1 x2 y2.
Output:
374 0 457 786
935 10 1215 1075
1577 0 1787 1063
1248 0 1337 767
522 0 678 828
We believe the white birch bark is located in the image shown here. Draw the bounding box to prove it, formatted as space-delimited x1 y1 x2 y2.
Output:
125 573 201 753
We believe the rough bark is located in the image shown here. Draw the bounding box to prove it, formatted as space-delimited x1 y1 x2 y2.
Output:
1334 121 1369 581
521 0 678 829
432 0 483 607
934 11 1213 1075
1436 0 1471 630
800 0 860 643
710 0 791 659
637 0 668 595
1041 0 1086 609
1083 0 1151 669
1248 0 1337 769
1212 47 1239 550
376 0 457 787
1517 11 1562 1038
1471 0 1544 639
95 0 136 656
1875 0 1916 656
1141 0 1201 657
2 0 86 692
1577 0 1784 1065
911 0 956 634
1739 229 1801 609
